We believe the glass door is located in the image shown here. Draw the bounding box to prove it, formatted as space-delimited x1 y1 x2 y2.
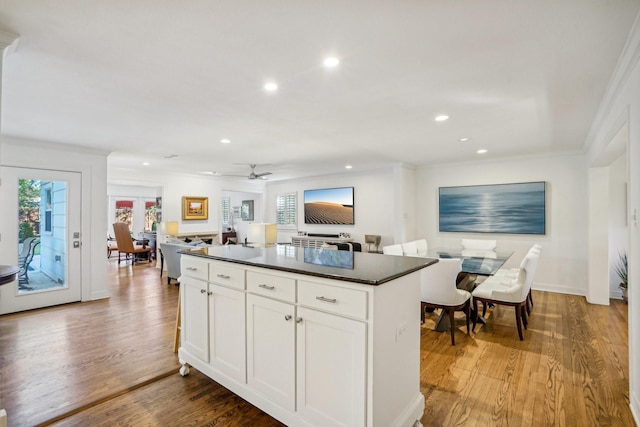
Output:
0 167 82 314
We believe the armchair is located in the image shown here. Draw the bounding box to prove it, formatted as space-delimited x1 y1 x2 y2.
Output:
112 223 151 265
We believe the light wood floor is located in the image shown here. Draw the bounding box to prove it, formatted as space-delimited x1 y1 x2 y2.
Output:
0 260 633 426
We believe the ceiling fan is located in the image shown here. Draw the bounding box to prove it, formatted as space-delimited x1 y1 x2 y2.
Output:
224 164 272 180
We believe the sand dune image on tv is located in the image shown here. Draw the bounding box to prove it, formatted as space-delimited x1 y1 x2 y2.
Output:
304 187 354 225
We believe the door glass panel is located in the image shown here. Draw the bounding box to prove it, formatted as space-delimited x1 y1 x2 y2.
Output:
18 179 67 294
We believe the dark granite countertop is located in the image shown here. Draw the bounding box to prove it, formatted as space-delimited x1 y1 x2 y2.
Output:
180 245 438 286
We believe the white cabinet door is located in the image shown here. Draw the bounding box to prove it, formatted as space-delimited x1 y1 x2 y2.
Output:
208 283 246 383
296 306 367 427
246 293 296 411
181 277 209 362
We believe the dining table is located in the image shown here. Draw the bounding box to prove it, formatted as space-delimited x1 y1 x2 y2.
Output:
423 247 514 332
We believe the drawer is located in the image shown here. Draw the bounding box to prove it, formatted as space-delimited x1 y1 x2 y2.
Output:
181 256 209 281
247 271 296 303
298 280 368 320
210 261 245 290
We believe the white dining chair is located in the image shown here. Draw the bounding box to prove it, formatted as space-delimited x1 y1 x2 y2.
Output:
382 244 403 256
401 241 419 256
415 239 428 256
472 250 540 340
461 238 497 251
421 258 471 345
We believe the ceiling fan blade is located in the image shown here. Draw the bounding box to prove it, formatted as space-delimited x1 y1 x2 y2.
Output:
255 171 272 177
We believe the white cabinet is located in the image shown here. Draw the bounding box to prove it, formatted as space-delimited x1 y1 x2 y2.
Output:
296 306 366 427
246 293 296 411
179 252 424 427
181 277 209 362
208 283 246 383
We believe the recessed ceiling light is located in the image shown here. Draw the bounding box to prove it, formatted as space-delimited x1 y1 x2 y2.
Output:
323 57 340 68
345 164 353 169
477 149 488 154
220 138 231 144
203 171 215 175
142 162 150 166
434 115 449 122
459 137 470 142
264 82 278 92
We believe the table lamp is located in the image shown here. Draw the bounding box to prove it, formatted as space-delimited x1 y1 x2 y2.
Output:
247 223 277 246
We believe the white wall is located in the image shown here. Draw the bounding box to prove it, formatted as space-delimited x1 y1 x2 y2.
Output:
265 169 396 247
608 154 628 297
416 154 588 296
222 190 263 244
108 168 267 243
584 11 640 423
0 136 109 301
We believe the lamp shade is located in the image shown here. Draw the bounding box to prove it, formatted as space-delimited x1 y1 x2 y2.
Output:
247 223 277 244
166 221 179 236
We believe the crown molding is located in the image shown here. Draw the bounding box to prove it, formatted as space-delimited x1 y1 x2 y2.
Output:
583 11 640 153
0 29 19 52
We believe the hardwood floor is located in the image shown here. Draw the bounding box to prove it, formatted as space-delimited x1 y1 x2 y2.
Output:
0 260 633 426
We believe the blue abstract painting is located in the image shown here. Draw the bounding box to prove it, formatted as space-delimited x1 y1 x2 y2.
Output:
439 182 546 234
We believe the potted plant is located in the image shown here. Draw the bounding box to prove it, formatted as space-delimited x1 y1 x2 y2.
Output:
614 252 628 302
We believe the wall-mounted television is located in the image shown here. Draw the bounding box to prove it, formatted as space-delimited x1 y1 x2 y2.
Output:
304 187 354 225
439 181 546 234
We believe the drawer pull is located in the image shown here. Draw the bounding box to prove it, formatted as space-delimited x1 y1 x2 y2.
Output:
216 274 230 279
186 267 197 271
200 289 207 294
316 296 337 304
296 317 303 324
259 284 275 290
284 314 292 321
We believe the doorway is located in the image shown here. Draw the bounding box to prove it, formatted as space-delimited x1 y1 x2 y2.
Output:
0 167 82 314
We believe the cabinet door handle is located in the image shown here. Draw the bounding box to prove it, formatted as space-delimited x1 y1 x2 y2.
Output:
186 267 197 271
216 274 230 279
200 289 207 294
207 291 213 296
259 284 275 290
316 296 337 304
296 317 303 324
284 314 292 321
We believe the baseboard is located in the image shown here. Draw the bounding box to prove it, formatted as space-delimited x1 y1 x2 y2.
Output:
0 408 7 427
89 290 111 301
631 391 640 427
532 282 585 297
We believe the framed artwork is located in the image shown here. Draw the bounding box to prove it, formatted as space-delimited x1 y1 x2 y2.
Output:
182 196 208 220
241 200 254 221
439 182 546 234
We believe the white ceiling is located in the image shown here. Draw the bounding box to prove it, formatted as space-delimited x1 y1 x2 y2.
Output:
1 1 638 181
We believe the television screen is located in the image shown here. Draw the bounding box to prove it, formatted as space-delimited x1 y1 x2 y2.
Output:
304 187 354 225
439 181 546 234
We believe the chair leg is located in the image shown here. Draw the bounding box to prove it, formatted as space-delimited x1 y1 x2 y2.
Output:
515 306 524 340
521 304 528 329
482 302 487 317
420 302 426 324
529 290 534 307
448 309 456 345
473 299 479 331
464 302 470 334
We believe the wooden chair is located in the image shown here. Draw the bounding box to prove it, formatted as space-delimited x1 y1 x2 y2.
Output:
112 223 151 265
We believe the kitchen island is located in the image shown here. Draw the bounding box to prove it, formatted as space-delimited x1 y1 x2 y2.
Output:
178 245 437 427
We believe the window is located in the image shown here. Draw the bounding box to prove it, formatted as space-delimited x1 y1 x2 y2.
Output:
114 200 134 231
221 196 231 226
276 192 297 228
44 185 52 233
144 200 157 231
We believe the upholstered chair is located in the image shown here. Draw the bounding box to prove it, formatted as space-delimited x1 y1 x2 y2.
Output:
415 239 428 256
472 251 540 340
382 244 403 256
420 258 471 345
401 241 419 256
461 238 497 251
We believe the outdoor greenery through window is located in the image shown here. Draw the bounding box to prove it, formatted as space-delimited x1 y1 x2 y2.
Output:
115 200 134 231
276 192 297 228
19 179 41 241
145 200 157 231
